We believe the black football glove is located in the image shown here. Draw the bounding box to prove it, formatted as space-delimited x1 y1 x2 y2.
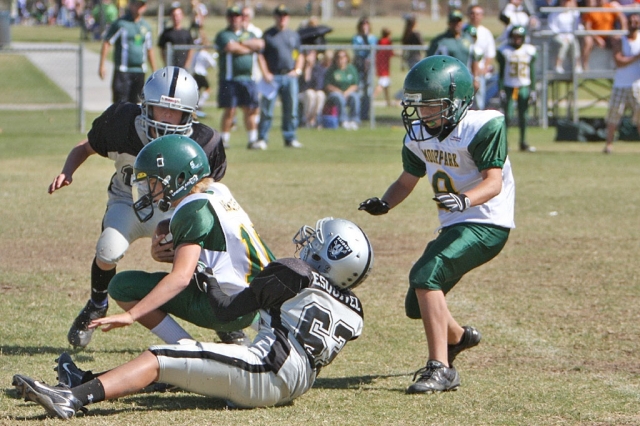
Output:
359 197 390 215
433 193 471 212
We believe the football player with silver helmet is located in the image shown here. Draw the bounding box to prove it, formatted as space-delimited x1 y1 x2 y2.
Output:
13 157 373 417
138 66 199 140
360 55 515 395
48 66 234 350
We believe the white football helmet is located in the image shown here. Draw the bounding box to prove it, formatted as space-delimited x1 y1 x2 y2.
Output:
140 66 199 141
293 217 374 290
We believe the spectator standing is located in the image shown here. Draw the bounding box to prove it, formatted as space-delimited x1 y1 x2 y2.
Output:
581 0 627 70
374 28 393 107
324 49 361 130
99 0 157 104
299 49 329 128
497 26 538 152
603 13 640 153
189 0 207 44
498 0 537 43
215 6 264 149
548 0 582 73
158 5 194 69
242 6 263 82
256 4 304 149
352 16 377 120
89 0 118 40
427 9 474 67
465 5 496 110
401 13 423 70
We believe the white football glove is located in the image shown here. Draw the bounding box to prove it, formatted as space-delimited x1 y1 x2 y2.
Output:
433 193 471 213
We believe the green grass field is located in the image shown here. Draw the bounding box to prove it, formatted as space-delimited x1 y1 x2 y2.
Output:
2 103 640 425
3 16 640 426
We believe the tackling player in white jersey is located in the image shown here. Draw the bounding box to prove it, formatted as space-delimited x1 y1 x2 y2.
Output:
360 55 515 394
12 137 374 418
497 25 537 152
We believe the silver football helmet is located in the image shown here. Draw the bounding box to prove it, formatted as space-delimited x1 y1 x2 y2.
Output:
293 217 374 290
140 66 199 141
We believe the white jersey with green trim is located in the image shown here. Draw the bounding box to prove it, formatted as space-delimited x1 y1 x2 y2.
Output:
498 43 536 88
172 182 275 296
403 110 515 230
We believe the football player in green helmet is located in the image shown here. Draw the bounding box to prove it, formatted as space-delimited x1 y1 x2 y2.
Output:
497 25 538 152
360 55 516 394
400 55 475 141
93 134 275 350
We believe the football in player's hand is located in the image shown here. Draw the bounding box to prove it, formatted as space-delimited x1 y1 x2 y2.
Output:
156 219 173 246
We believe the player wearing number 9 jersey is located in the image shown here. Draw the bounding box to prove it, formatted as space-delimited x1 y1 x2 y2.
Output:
359 56 514 394
12 215 374 417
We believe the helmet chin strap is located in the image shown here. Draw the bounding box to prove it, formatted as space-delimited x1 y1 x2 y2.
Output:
158 198 172 212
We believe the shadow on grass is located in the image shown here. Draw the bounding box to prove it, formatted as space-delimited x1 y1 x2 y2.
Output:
6 388 233 421
5 374 415 421
0 345 146 358
313 372 409 390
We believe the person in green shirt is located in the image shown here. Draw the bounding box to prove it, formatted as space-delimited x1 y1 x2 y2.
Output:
99 0 157 104
324 49 361 130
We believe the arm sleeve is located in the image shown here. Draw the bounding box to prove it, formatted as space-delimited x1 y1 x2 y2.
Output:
529 49 537 87
401 143 427 178
467 116 507 170
170 199 214 249
248 261 309 308
207 260 311 320
207 277 261 322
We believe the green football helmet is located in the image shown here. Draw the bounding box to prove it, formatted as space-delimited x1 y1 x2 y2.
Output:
401 55 475 141
132 134 211 222
509 25 527 48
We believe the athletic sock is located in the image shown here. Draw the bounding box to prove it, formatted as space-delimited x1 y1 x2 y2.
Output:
151 315 192 344
198 91 210 108
248 129 258 143
71 378 105 406
221 132 231 145
90 258 115 306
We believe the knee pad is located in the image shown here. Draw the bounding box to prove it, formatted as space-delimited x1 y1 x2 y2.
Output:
95 227 130 265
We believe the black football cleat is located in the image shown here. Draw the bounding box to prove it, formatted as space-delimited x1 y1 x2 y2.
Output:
448 325 482 366
54 352 86 388
12 374 85 419
406 360 460 394
67 299 108 348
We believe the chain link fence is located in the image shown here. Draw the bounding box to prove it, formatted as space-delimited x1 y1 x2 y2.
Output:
0 43 86 132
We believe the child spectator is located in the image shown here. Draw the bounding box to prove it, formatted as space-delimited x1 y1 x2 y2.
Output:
192 40 217 117
374 28 394 107
299 50 330 128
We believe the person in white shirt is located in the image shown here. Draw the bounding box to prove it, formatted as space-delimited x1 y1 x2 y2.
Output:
548 0 582 73
465 5 496 110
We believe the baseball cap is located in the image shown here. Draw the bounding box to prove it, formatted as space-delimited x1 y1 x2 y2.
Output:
226 5 242 16
274 4 289 15
448 10 464 22
130 0 147 4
